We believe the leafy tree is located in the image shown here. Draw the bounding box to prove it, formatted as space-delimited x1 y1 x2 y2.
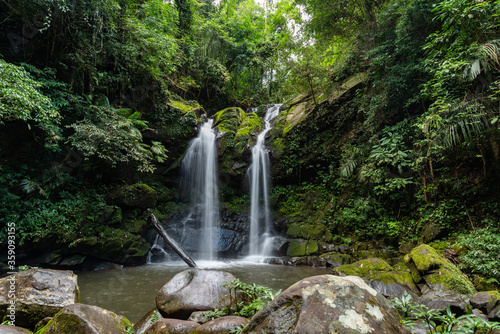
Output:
0 59 61 147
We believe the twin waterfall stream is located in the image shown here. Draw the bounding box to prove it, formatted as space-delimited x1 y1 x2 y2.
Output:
148 105 281 263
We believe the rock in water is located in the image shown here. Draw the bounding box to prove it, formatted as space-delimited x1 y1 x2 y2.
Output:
0 269 80 329
37 303 131 333
244 275 411 334
155 269 235 319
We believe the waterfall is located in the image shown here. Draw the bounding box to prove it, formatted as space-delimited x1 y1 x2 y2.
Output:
248 104 281 256
180 119 219 261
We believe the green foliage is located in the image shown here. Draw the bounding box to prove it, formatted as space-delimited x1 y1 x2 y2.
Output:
224 279 281 318
203 279 280 320
458 227 500 281
391 294 500 333
68 106 167 172
0 59 61 146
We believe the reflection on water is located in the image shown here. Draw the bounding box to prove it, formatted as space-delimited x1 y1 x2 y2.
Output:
78 260 329 323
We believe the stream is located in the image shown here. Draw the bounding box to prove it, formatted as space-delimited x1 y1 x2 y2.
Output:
78 260 329 323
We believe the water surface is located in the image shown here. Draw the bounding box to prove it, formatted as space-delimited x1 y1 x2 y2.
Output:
78 260 329 323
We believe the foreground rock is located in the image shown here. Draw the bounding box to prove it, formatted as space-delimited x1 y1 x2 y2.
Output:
155 269 235 319
0 325 33 333
0 269 80 329
37 303 131 334
134 308 164 334
143 319 200 333
196 316 249 333
244 275 411 334
334 258 420 299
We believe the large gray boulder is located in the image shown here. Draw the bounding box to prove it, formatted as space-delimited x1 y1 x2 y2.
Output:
37 303 131 334
0 269 80 329
155 269 235 319
243 275 411 334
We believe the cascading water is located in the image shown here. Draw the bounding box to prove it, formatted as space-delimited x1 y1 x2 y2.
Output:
180 119 220 261
248 104 281 256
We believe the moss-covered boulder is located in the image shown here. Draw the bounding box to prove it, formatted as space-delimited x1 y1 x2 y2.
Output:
404 244 476 295
335 258 419 299
112 183 157 210
214 107 261 181
71 232 150 265
37 303 131 334
0 269 80 329
319 252 352 267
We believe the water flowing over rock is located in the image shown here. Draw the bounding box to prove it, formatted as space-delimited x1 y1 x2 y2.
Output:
155 269 235 319
179 120 220 261
0 269 80 329
248 104 281 256
37 303 131 334
243 275 411 334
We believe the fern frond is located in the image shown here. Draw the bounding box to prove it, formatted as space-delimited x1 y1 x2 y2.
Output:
340 159 357 177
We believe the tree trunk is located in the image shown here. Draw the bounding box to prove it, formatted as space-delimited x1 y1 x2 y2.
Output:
148 210 197 268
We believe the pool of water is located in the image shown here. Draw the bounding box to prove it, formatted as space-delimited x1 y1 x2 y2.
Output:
78 259 330 323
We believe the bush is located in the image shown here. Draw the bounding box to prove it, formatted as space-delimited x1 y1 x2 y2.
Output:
458 227 500 281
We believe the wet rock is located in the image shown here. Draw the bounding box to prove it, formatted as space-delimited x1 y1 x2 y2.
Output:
243 275 411 334
155 269 235 319
0 269 80 329
196 316 249 333
135 308 163 334
0 325 33 333
143 319 200 334
335 258 420 299
112 183 158 209
37 303 131 334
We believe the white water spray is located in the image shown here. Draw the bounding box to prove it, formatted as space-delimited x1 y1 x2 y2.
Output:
248 105 281 256
181 120 219 261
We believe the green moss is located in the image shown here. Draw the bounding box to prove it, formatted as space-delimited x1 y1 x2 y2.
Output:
405 244 476 295
287 239 307 256
405 244 448 272
305 241 319 255
338 258 393 278
235 112 261 138
169 99 201 114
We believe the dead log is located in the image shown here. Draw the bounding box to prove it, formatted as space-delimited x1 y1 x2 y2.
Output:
148 209 197 268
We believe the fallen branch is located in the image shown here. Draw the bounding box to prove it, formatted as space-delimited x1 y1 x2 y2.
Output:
148 209 197 268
